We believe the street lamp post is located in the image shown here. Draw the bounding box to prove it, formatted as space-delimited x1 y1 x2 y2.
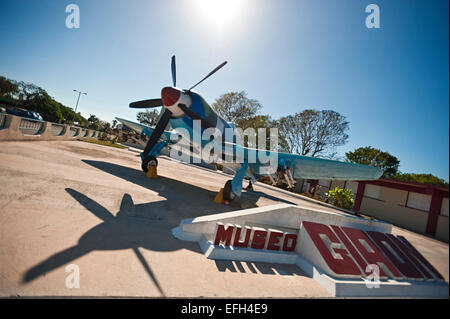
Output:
72 89 87 123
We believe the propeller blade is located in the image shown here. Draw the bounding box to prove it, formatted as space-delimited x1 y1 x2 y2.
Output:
188 61 227 91
143 109 172 157
129 98 163 109
171 55 176 87
178 103 215 129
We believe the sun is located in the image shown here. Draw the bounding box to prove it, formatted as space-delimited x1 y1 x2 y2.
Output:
195 0 242 30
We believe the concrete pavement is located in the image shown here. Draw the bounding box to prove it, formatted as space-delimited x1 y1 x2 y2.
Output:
0 140 447 297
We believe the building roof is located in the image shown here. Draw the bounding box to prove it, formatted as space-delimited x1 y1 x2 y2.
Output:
365 178 449 196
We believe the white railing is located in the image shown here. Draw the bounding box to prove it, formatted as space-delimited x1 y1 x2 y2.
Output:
0 113 101 141
19 118 45 135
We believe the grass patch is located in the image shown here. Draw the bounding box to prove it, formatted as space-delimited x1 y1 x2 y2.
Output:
78 138 127 149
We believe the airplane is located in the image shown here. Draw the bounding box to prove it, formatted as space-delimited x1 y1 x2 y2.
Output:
116 56 383 204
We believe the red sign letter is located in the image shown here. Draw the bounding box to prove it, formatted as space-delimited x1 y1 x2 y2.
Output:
303 221 362 276
342 227 402 279
233 226 252 248
214 223 234 246
267 230 283 251
391 235 444 281
282 233 297 252
251 229 267 249
367 231 424 280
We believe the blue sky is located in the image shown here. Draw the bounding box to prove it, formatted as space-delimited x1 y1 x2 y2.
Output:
0 0 448 180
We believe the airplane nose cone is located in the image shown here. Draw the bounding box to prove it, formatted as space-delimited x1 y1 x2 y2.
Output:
161 87 181 106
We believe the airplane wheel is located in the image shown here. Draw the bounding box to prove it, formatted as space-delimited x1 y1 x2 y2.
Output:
223 180 236 202
141 156 158 173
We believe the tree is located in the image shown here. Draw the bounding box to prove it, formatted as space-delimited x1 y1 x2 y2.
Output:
391 173 448 186
212 91 280 150
234 114 277 150
88 114 100 130
0 76 18 98
100 120 111 133
137 109 161 126
24 89 64 122
345 146 400 177
212 91 262 123
276 110 349 157
0 75 90 124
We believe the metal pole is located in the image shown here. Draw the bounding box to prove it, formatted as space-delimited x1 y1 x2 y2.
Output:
74 91 82 114
72 90 86 123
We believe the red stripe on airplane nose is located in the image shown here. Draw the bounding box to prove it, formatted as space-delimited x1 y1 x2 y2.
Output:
161 87 181 106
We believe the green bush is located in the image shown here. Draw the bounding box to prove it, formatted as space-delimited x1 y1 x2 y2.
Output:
326 187 355 210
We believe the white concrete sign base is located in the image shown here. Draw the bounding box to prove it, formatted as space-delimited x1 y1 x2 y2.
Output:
172 204 448 297
295 254 449 297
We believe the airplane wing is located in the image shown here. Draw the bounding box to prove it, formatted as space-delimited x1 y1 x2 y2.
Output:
115 117 197 156
274 151 382 180
115 117 382 181
223 143 383 181
115 117 173 143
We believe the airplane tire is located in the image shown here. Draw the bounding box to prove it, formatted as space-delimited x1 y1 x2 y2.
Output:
141 156 158 173
223 180 236 202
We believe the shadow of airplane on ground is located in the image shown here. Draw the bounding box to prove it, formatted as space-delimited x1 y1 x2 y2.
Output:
22 160 300 295
22 189 201 296
82 160 298 210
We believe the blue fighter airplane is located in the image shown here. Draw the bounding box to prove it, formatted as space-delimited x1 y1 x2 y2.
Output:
116 56 382 204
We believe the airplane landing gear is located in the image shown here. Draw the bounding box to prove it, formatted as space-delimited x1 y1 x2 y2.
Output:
223 180 236 203
214 180 236 205
142 156 158 178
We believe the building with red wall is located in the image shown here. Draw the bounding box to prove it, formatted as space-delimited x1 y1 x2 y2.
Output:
305 178 449 242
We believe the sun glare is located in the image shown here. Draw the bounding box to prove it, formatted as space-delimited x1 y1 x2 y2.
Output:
195 0 243 31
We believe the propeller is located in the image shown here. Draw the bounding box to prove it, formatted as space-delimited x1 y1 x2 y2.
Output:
171 55 176 87
131 55 228 159
142 109 172 157
129 98 163 109
131 57 175 158
188 61 227 91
